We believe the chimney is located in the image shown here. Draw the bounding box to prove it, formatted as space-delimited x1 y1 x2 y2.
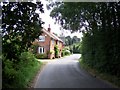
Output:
48 24 51 32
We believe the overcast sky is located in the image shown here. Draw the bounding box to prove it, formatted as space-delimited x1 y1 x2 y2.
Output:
37 0 83 38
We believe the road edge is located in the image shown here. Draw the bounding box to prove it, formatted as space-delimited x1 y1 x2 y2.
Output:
27 62 48 88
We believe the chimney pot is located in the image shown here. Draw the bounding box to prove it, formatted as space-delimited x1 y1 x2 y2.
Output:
48 24 51 32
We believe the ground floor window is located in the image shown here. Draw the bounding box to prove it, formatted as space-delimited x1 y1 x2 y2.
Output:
38 47 44 54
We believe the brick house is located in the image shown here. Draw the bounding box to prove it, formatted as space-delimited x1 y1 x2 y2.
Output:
33 26 64 59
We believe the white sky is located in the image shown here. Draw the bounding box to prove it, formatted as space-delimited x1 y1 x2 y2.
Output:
36 0 83 38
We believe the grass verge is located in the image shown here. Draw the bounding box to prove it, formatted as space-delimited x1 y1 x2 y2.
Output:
79 58 120 88
12 59 43 88
3 52 44 88
27 61 47 88
2 56 43 89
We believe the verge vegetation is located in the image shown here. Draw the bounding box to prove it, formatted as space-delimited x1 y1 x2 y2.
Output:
3 52 43 88
62 47 71 57
79 58 120 88
49 2 120 87
2 2 44 88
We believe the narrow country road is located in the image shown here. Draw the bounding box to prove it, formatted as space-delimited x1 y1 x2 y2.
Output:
34 54 115 88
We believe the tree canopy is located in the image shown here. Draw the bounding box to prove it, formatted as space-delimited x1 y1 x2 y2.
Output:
2 2 44 61
49 2 120 77
65 35 80 46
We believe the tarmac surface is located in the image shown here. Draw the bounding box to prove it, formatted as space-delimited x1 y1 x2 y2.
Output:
34 54 115 88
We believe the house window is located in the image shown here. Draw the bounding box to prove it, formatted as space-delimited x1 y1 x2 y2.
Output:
52 39 55 45
39 36 45 42
38 47 44 54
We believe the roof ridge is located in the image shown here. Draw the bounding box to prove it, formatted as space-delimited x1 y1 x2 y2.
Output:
51 33 63 42
42 28 63 42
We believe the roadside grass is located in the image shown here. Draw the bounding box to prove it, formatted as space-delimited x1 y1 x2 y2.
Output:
79 58 120 88
10 59 43 88
27 60 47 88
3 52 44 88
16 60 42 88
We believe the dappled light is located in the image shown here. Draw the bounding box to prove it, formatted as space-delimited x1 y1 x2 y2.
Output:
1 1 120 88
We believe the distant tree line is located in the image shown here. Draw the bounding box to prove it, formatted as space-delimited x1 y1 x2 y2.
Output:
64 36 81 54
69 43 81 54
65 36 80 46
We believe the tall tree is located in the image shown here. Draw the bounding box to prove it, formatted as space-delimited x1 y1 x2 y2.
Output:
2 2 44 61
72 36 80 44
65 36 72 46
49 2 120 76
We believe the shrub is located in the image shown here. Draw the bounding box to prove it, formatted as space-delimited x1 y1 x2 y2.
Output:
2 57 17 88
30 44 39 54
19 52 36 62
15 60 41 88
64 50 71 55
54 45 59 58
50 50 54 54
62 49 71 57
2 52 42 88
35 53 47 59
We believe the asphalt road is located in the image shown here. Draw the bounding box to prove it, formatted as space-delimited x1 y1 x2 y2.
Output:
34 54 115 88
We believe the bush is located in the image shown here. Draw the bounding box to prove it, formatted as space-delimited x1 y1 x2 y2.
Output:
15 60 41 88
54 45 59 58
19 52 36 62
64 50 71 55
30 44 39 54
62 49 71 57
2 57 17 88
35 53 47 59
2 52 42 88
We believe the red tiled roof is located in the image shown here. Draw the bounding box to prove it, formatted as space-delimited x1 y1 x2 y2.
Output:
42 28 63 42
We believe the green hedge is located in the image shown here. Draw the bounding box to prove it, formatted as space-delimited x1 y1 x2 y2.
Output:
81 31 120 77
2 52 42 88
62 49 71 57
35 53 47 59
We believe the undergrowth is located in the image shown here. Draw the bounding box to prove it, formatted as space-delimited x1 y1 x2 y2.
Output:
3 52 42 88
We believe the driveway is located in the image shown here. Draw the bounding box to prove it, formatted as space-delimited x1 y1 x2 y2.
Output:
34 54 115 88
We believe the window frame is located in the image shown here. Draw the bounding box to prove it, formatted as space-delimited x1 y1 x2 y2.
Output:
39 36 45 42
52 39 55 45
38 47 44 54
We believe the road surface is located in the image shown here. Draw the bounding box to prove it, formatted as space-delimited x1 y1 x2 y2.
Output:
34 54 115 88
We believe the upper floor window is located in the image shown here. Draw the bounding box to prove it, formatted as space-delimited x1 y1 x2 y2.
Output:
52 39 55 45
39 36 45 42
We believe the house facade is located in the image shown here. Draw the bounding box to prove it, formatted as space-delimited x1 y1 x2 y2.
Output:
33 26 64 59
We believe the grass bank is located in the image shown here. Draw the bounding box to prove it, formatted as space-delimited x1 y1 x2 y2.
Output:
3 52 43 88
79 58 120 88
28 61 47 88
19 60 43 88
